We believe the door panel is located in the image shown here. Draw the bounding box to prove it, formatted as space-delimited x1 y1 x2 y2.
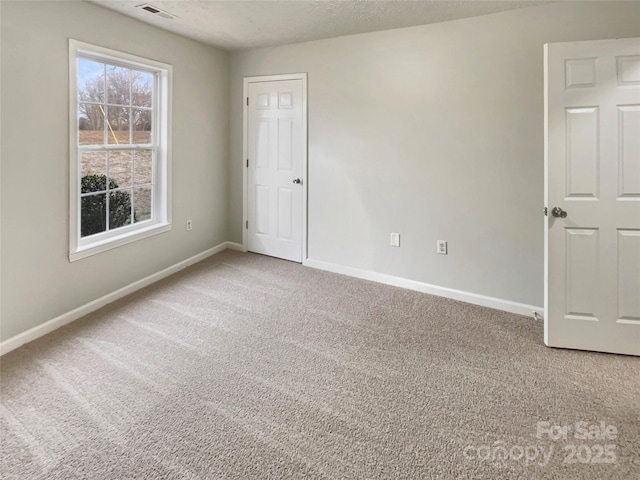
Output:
278 188 293 240
618 229 640 323
255 185 270 235
255 119 270 168
278 119 294 171
247 79 304 262
617 55 640 85
564 228 599 320
565 107 599 198
545 38 640 356
618 106 640 198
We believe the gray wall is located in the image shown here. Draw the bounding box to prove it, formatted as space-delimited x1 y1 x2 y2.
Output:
2 1 639 343
230 1 640 308
0 1 229 341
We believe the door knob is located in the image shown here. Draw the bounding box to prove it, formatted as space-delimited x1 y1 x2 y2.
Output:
293 178 302 185
551 207 567 218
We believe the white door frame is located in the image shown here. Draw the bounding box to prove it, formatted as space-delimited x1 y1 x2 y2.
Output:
242 73 308 262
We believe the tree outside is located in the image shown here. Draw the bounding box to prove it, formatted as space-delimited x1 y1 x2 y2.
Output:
78 63 153 145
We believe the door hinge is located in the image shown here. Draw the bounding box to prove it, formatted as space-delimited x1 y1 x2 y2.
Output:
544 207 548 216
246 159 249 168
246 97 249 106
245 220 248 229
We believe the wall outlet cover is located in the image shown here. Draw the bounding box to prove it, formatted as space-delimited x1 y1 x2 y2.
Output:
390 233 400 247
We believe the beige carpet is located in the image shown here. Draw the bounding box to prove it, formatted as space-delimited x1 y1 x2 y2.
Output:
1 250 638 479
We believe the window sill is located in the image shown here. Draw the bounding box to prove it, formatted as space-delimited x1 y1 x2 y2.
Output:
69 222 171 262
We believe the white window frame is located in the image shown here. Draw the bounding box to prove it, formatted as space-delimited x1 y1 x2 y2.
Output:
69 40 172 262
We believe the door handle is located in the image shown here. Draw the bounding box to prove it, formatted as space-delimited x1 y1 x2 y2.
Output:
551 207 567 218
293 178 302 185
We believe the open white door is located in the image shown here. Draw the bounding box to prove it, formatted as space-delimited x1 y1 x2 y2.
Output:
244 75 306 263
545 38 640 356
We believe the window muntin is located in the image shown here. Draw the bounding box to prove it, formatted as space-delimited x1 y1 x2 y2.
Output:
70 41 171 261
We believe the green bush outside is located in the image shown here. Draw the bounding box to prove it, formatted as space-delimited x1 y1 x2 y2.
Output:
81 174 134 237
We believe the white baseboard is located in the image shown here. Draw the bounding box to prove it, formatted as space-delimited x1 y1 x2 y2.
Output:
303 258 542 318
226 242 247 252
1 247 540 356
0 241 236 356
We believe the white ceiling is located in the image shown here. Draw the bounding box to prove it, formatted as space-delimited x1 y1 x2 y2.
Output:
88 0 549 52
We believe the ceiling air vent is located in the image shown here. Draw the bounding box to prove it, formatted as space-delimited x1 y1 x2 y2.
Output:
136 4 178 20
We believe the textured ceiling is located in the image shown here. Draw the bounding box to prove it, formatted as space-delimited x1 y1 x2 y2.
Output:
88 0 549 51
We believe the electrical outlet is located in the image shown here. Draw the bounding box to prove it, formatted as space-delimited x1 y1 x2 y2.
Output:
437 240 447 255
390 233 400 247
186 220 193 231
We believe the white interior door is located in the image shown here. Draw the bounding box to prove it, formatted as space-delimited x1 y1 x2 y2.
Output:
545 38 640 356
246 78 305 262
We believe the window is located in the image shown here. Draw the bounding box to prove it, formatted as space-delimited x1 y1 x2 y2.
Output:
69 40 172 261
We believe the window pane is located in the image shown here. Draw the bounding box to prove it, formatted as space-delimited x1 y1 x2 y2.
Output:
108 151 132 188
81 172 111 194
132 109 152 144
107 106 130 144
109 189 133 230
78 103 104 145
81 193 106 237
107 65 130 106
78 58 104 103
134 187 152 223
134 150 152 185
81 152 106 179
132 71 153 107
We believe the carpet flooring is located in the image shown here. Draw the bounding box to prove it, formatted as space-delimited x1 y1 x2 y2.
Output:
1 250 638 479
